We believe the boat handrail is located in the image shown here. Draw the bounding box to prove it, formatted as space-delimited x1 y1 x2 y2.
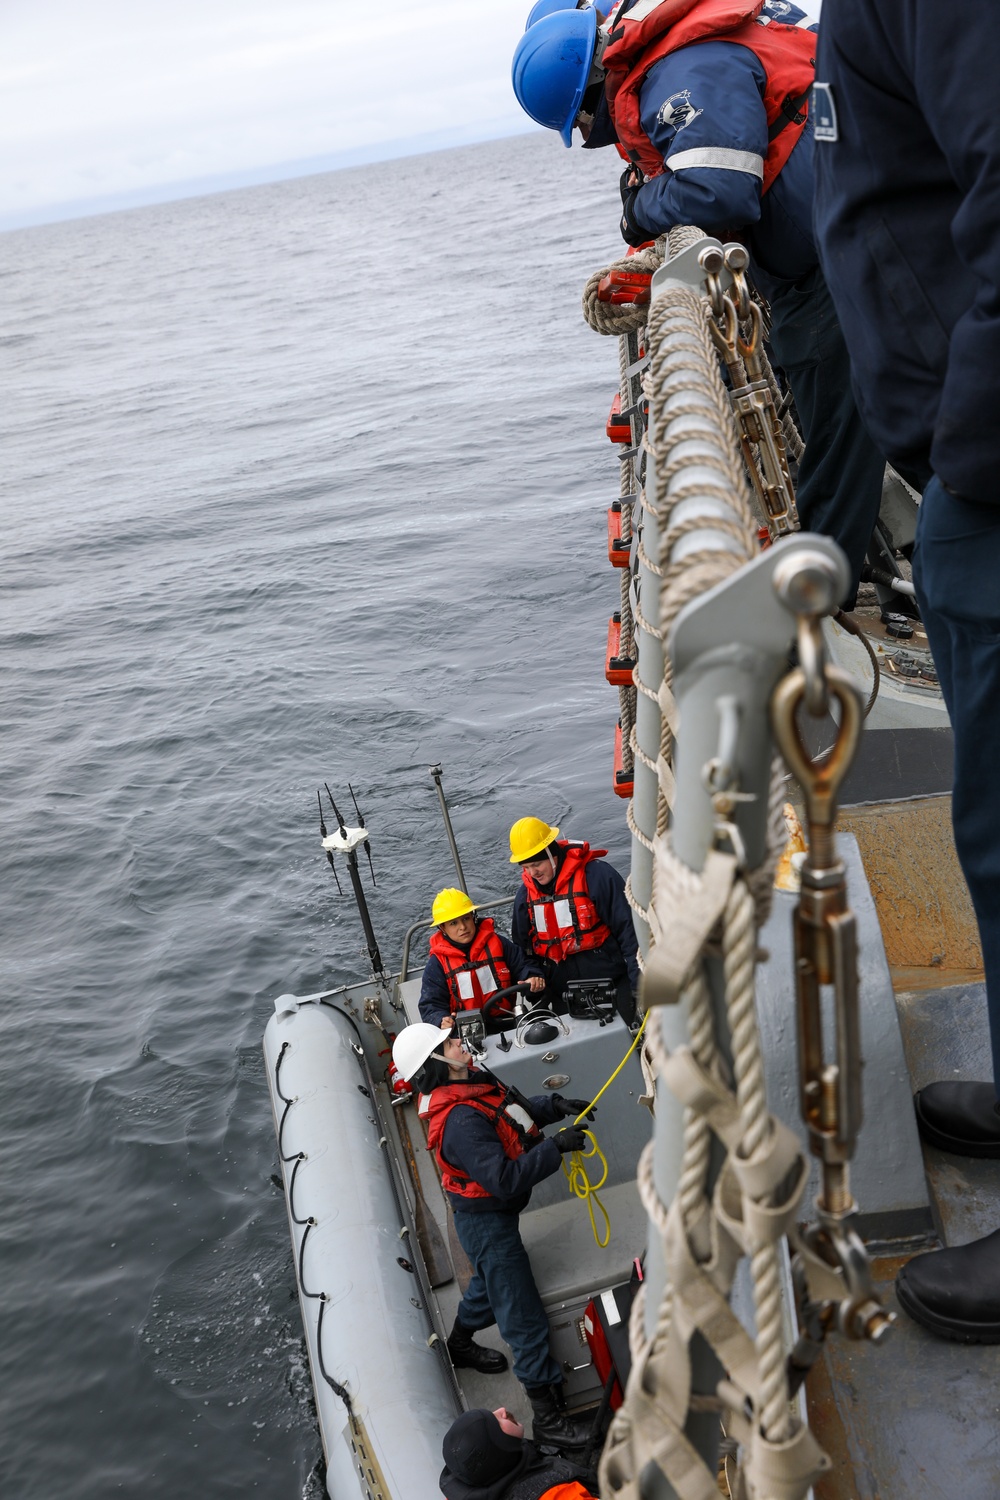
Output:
398 895 515 982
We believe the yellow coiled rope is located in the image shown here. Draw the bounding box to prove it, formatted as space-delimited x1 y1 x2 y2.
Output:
561 1012 649 1247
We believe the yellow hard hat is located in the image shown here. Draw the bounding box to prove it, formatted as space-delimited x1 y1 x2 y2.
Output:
431 887 477 926
509 816 560 864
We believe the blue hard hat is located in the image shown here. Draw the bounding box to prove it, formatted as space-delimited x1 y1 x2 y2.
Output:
524 0 586 28
511 6 599 148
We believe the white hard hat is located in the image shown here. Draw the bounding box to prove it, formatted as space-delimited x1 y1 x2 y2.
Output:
392 1022 450 1082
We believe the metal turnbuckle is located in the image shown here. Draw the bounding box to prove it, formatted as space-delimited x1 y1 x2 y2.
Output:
700 242 799 540
772 643 896 1347
772 661 863 1206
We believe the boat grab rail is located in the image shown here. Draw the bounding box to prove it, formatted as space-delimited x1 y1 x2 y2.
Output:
398 895 514 983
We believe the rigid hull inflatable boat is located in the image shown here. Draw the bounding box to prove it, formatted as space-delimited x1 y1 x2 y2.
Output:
264 938 650 1499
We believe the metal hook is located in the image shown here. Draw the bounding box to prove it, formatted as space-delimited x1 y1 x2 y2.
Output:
771 665 863 843
797 615 830 718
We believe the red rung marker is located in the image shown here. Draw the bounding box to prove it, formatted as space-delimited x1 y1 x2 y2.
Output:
607 507 630 568
613 722 634 799
605 615 635 686
606 391 631 444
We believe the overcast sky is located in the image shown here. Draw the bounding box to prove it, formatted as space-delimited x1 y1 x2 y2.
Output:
1 2 825 229
0 1 534 227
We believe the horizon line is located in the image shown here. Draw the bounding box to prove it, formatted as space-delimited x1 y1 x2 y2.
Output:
0 119 542 235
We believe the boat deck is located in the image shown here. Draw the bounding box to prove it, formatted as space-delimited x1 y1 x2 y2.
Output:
808 980 1000 1500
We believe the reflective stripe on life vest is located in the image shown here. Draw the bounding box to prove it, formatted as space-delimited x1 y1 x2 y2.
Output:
429 917 512 1013
522 841 613 965
603 0 816 193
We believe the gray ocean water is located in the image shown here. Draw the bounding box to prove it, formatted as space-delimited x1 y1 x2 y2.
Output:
1 132 635 1497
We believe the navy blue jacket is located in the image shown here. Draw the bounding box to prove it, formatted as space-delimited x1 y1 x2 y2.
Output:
631 3 819 284
441 1077 564 1215
440 1443 597 1500
418 927 541 1029
813 0 998 503
511 852 640 994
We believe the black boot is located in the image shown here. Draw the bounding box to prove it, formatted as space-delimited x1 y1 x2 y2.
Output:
896 1228 1000 1342
446 1318 509 1374
914 1081 1000 1157
524 1383 593 1451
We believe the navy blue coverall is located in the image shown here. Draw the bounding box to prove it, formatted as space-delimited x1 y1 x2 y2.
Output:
814 0 1000 1089
622 1 885 599
441 1079 565 1389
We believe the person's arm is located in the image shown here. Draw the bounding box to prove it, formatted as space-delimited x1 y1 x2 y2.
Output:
500 931 545 990
589 860 640 993
417 956 452 1028
526 1093 565 1128
626 42 770 242
510 887 532 953
442 1106 562 1200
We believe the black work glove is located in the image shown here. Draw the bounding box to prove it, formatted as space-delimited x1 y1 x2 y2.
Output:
552 1126 588 1155
551 1095 596 1122
619 165 653 248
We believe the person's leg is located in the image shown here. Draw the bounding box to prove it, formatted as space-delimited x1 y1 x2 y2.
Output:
912 478 1000 1086
453 1209 559 1388
448 1213 509 1374
768 266 886 604
452 1257 495 1333
455 1211 595 1448
896 477 1000 1340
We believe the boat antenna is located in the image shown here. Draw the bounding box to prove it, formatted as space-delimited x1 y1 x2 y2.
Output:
326 785 349 838
429 763 469 894
320 781 387 979
348 781 377 888
317 790 343 895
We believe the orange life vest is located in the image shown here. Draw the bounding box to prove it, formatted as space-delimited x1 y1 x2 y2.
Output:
522 841 612 965
602 0 816 192
539 1486 597 1500
429 918 513 1014
419 1079 541 1201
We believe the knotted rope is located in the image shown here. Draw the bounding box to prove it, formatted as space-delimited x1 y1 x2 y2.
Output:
582 241 664 335
587 229 827 1500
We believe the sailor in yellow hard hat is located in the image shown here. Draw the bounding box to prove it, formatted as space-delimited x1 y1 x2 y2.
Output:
419 886 545 1031
508 816 639 1022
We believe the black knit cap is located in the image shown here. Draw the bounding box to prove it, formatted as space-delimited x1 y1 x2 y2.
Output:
442 1410 524 1485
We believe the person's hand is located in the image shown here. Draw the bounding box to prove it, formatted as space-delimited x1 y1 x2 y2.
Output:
527 975 545 994
552 1095 596 1122
552 1126 587 1155
440 1016 454 1031
619 165 652 248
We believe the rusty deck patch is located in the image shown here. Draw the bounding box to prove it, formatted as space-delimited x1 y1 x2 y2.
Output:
837 796 983 988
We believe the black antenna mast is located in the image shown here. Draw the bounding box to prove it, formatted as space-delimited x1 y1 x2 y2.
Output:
319 781 386 979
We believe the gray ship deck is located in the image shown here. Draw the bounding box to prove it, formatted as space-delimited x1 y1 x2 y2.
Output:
808 980 1000 1500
